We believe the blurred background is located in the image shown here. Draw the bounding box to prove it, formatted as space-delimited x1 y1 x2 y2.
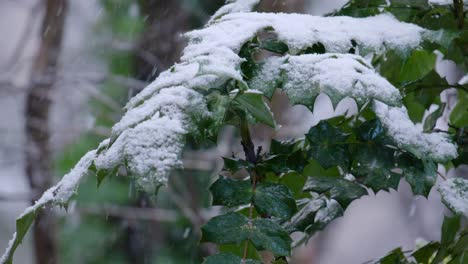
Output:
0 0 463 263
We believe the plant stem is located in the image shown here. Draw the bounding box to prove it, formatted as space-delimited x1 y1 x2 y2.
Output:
239 113 258 263
453 0 464 29
240 113 257 164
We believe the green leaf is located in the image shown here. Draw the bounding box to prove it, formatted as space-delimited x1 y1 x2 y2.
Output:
356 119 385 141
404 71 448 109
412 242 440 263
378 248 411 264
352 144 400 192
239 37 260 80
235 91 276 128
256 151 308 175
96 167 118 187
399 49 436 84
398 154 437 197
260 39 289 54
450 90 468 127
306 121 350 169
310 198 344 231
1 209 40 264
441 215 461 245
423 103 446 132
284 197 343 234
218 242 261 260
404 93 427 123
203 253 261 264
284 199 324 233
201 213 292 256
278 172 308 199
253 182 297 221
303 177 367 207
301 42 326 54
270 139 297 155
201 213 250 244
209 177 252 207
249 218 292 256
222 157 252 173
303 159 340 178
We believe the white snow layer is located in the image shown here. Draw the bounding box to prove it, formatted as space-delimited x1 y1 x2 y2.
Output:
438 177 468 217
188 12 429 55
250 54 402 107
373 101 457 162
208 0 260 24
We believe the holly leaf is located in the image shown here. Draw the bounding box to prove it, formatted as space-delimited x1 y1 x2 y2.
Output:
423 103 446 132
441 215 461 245
378 248 411 264
283 197 343 234
303 177 367 207
201 212 250 244
209 177 252 207
260 39 289 54
399 49 436 84
398 154 437 197
404 70 448 109
249 218 292 256
253 182 297 221
352 144 400 192
235 90 276 128
270 139 297 155
201 213 292 256
222 157 252 173
283 199 323 233
203 253 261 264
355 118 385 141
218 242 261 261
450 90 468 128
306 121 350 169
412 242 440 263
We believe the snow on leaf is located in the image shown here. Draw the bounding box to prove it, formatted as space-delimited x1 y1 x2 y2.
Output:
1 149 98 264
373 101 457 162
192 12 430 56
96 86 209 192
438 177 468 217
251 54 402 107
208 0 260 24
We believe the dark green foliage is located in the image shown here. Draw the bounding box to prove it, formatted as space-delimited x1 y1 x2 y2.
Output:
306 121 350 169
210 177 252 207
203 253 261 264
260 39 289 54
201 213 292 256
254 182 297 220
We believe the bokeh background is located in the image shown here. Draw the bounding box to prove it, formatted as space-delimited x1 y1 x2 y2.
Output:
0 0 464 263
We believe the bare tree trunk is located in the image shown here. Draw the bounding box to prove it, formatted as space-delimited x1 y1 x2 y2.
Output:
24 1 67 263
135 0 192 81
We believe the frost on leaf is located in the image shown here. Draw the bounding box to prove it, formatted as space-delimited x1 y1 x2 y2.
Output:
373 101 457 162
250 54 402 107
438 177 468 217
1 150 97 264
